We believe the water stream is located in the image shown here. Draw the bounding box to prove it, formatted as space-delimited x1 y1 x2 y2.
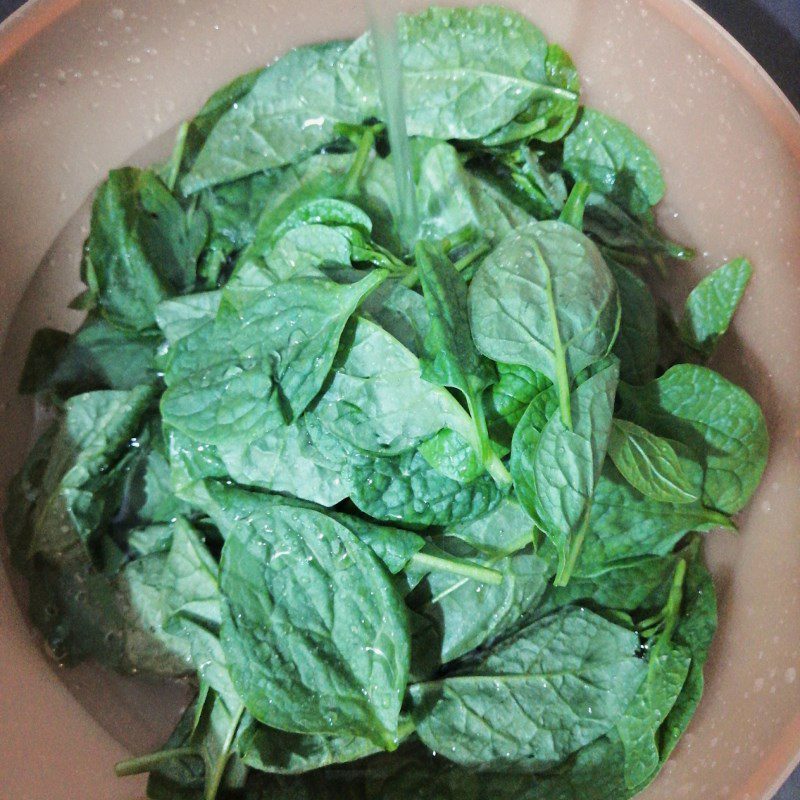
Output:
363 0 419 245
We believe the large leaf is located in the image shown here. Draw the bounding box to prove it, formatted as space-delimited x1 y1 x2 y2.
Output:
512 361 619 581
470 220 618 423
183 42 358 192
348 448 504 527
410 539 548 663
311 317 472 455
576 461 732 575
608 259 658 385
608 419 700 504
338 7 577 141
416 240 509 485
19 315 160 399
219 501 410 748
161 271 385 447
409 607 646 769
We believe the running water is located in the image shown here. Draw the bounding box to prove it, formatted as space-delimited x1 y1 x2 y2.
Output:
363 0 419 245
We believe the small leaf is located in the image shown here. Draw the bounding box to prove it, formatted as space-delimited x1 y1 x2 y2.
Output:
680 257 752 358
609 419 700 504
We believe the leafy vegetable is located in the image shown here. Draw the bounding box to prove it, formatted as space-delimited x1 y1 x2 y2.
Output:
7 8 768 799
563 108 665 217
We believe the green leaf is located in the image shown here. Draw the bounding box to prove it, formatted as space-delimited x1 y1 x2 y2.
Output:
237 717 413 776
608 419 701 504
484 363 552 449
162 518 221 629
19 315 160 398
413 142 530 246
218 500 410 748
338 7 577 141
576 461 733 575
311 317 472 455
619 364 769 513
156 291 222 345
512 361 619 584
446 497 536 557
469 221 619 426
680 257 752 358
543 553 683 612
409 538 548 663
161 271 385 447
480 43 580 146
563 108 665 217
416 240 509 485
615 644 691 788
216 419 353 507
418 428 484 484
183 42 358 192
607 259 659 385
348 448 504 526
660 545 717 761
29 387 154 557
84 168 206 330
409 607 646 769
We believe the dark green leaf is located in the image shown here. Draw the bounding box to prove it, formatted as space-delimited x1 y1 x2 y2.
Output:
469 221 618 423
608 259 659 385
409 608 646 769
219 500 410 747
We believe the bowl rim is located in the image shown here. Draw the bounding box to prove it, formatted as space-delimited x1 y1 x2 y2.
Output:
0 1 799 798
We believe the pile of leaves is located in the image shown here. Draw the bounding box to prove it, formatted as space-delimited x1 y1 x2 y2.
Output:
6 6 768 800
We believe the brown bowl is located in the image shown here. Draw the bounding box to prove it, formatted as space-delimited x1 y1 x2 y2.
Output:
1 1 799 798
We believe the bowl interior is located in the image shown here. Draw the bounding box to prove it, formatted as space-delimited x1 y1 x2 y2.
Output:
1 1 799 798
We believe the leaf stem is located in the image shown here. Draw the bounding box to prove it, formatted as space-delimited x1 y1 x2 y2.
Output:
401 239 491 288
204 704 245 800
559 180 591 231
532 240 573 429
115 747 199 778
343 128 376 198
553 515 589 587
410 546 504 586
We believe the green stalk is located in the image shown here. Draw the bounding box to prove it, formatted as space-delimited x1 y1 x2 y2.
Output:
533 239 573 429
553 513 590 587
410 544 504 586
401 239 491 288
343 128 376 198
115 747 199 778
559 180 591 231
204 704 245 800
465 392 512 489
423 532 535 610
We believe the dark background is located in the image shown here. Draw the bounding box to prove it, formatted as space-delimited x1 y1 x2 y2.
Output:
0 0 798 797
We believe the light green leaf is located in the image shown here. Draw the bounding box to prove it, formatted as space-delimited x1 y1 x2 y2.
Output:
563 108 665 217
680 257 752 358
338 7 576 141
470 220 618 425
609 419 700 504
